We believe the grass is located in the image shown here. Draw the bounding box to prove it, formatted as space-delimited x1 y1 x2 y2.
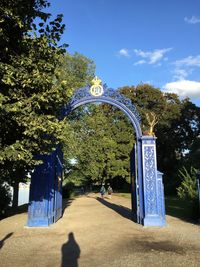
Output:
116 192 198 221
165 196 198 221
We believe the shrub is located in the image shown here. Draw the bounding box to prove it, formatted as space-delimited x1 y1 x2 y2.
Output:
62 182 75 199
0 183 12 217
177 167 199 219
177 166 198 200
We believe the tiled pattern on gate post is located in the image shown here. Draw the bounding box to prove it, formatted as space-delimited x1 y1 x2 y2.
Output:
141 136 166 226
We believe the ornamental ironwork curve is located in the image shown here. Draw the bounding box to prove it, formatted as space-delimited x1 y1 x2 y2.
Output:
65 83 141 123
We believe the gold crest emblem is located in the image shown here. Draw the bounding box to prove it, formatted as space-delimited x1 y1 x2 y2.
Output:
90 76 104 96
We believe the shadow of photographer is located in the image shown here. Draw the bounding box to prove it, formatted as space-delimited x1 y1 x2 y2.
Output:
61 232 81 267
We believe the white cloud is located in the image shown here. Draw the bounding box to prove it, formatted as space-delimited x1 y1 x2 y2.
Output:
134 59 146 65
163 80 200 99
174 55 200 67
172 55 200 82
118 48 130 57
173 68 189 80
134 48 172 65
184 16 200 24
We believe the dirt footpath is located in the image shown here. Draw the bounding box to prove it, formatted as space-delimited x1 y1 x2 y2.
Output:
1 194 200 267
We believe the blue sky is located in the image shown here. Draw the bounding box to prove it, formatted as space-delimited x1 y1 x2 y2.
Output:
48 0 200 106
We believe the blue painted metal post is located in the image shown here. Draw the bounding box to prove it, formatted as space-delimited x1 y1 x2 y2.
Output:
130 145 138 222
141 136 166 226
27 153 56 227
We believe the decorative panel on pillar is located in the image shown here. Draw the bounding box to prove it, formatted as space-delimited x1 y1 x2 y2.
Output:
141 136 166 226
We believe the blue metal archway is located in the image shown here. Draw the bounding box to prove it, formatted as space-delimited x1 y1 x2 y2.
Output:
62 86 144 224
27 79 166 227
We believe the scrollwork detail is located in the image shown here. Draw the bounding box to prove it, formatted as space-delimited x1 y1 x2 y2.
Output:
65 85 141 123
144 146 157 214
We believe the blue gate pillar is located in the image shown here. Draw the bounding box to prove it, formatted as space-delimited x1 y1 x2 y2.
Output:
27 153 56 227
141 136 166 226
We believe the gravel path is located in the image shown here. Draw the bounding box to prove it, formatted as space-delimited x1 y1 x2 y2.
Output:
0 193 200 267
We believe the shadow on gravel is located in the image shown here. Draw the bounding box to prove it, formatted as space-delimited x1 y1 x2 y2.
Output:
133 238 186 255
62 198 74 214
96 197 133 221
61 232 81 267
0 232 13 250
0 204 28 220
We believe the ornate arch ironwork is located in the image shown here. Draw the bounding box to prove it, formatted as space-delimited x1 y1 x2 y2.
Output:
62 83 142 138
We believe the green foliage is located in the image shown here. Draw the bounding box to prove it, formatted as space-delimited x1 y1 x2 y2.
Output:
63 104 134 185
177 167 198 200
0 182 11 216
120 84 182 131
62 181 75 199
55 52 95 90
0 0 96 191
0 1 66 171
185 137 200 170
120 84 200 193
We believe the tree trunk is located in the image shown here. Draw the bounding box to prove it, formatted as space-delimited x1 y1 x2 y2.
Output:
12 180 19 208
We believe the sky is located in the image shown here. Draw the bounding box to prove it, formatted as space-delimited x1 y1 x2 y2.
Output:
48 0 200 106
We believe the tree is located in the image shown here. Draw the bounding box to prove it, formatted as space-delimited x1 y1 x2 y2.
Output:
63 103 135 186
120 84 200 193
0 1 66 206
0 181 11 217
0 1 96 206
184 137 200 170
119 84 182 132
56 52 95 90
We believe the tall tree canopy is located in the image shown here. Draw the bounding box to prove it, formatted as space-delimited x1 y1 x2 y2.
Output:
0 0 66 166
63 104 134 186
120 84 200 192
0 0 95 205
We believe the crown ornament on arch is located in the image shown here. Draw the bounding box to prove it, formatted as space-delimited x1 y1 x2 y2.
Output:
90 76 104 96
91 76 102 87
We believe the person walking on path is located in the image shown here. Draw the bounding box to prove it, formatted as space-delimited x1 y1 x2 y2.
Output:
100 184 106 198
107 185 113 199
